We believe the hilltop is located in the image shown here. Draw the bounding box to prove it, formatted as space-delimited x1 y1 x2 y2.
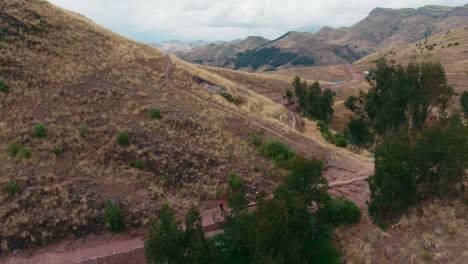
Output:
151 40 225 54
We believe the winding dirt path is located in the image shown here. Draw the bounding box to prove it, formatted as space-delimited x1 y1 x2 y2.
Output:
2 59 373 264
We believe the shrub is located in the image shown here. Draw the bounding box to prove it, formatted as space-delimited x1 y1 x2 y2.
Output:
79 125 89 139
51 147 64 156
5 181 19 196
259 140 295 168
116 131 130 147
247 131 262 147
334 134 348 148
130 159 145 170
104 196 124 233
147 107 162 120
316 197 361 226
7 141 20 157
0 79 9 93
461 91 468 116
17 147 31 161
33 123 48 139
228 172 242 189
220 91 236 103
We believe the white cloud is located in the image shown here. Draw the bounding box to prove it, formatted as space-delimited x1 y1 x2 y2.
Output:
47 0 467 42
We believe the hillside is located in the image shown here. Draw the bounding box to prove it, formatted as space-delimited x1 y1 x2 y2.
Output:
177 36 270 67
0 0 373 256
317 4 468 57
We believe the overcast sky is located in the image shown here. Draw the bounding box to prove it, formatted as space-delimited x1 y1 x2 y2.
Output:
48 0 467 43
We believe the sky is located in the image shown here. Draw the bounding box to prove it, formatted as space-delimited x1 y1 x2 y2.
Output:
47 0 467 43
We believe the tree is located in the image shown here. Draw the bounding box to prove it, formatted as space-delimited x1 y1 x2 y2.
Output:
285 88 294 104
461 91 468 116
183 207 219 263
104 197 124 233
145 204 184 264
367 135 417 225
316 197 361 226
346 118 373 147
345 58 454 144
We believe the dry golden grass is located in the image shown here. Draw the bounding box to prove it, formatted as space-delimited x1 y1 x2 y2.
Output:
338 200 467 264
261 64 351 83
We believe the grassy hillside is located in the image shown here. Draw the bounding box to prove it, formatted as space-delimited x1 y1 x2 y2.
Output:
0 0 293 252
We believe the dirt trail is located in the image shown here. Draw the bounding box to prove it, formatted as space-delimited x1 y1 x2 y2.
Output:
3 58 373 264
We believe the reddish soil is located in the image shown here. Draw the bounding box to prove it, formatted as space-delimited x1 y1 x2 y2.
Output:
2 58 373 264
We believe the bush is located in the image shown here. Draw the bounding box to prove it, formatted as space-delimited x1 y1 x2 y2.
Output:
130 159 145 170
33 123 48 139
317 197 361 226
147 107 162 120
334 134 348 148
17 147 31 161
104 196 124 233
259 140 295 168
5 181 19 196
116 131 130 147
79 125 89 139
51 147 64 156
7 141 20 157
247 131 262 147
228 172 242 189
461 91 468 116
0 79 9 93
220 91 236 103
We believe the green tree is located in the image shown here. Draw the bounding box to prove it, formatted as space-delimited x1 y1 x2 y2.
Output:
316 197 361 226
183 207 219 263
461 91 468 116
367 135 417 225
145 204 184 264
285 88 294 104
346 118 373 147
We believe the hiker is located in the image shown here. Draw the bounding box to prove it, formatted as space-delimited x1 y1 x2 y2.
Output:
219 200 226 212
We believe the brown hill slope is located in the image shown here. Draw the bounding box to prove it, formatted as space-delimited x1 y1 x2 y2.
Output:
177 36 270 67
317 4 468 57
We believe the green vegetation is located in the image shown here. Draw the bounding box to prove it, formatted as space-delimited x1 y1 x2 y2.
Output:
258 140 295 168
247 131 262 147
104 197 124 233
291 55 316 66
345 58 454 143
220 91 236 103
130 159 145 170
316 197 361 226
144 143 360 263
355 59 467 226
17 147 31 161
51 147 64 156
5 181 19 197
317 121 347 148
461 91 468 116
148 107 162 120
116 131 130 147
79 125 89 139
7 142 21 157
285 88 293 104
234 47 298 70
292 77 336 124
33 123 48 139
145 205 218 264
0 79 9 93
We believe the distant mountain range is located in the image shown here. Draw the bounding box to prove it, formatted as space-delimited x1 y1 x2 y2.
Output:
151 40 226 53
175 4 468 71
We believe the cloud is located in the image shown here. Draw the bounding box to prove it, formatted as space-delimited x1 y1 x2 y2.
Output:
47 0 467 43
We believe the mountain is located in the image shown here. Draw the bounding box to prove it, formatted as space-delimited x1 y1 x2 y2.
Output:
177 36 270 67
177 4 468 71
151 40 224 53
317 4 468 56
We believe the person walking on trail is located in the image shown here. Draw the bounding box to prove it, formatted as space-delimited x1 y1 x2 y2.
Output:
219 200 226 212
